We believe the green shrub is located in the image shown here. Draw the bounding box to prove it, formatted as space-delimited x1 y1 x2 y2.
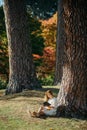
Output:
39 75 54 86
0 78 7 89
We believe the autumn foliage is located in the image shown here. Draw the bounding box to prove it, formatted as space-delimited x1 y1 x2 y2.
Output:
36 13 57 79
0 5 57 85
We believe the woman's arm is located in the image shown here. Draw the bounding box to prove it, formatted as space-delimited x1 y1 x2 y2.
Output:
44 105 54 110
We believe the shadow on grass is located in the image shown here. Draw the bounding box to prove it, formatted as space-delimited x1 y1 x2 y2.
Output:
0 87 59 100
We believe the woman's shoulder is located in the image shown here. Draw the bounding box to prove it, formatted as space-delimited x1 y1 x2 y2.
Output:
53 97 57 100
50 97 57 101
51 97 57 103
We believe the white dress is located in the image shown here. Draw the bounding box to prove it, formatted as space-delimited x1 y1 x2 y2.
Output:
44 97 57 116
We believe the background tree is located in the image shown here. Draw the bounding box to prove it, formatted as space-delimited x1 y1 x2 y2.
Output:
28 13 44 67
41 13 57 48
57 0 87 117
0 6 44 81
0 6 8 82
37 13 57 84
3 0 41 94
26 0 57 83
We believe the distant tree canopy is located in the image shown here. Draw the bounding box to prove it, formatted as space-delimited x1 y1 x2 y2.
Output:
41 13 57 48
28 13 44 56
0 6 8 80
0 6 6 34
36 13 57 79
28 13 44 67
26 0 57 19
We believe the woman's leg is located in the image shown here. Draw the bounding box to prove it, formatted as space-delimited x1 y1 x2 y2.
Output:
29 106 45 117
38 106 44 113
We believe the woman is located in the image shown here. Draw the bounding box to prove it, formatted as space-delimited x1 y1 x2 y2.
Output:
29 90 58 117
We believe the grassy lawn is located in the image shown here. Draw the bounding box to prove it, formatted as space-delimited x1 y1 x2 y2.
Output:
0 86 87 130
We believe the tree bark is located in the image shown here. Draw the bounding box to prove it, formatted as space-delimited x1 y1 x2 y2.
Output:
3 0 41 94
54 0 65 85
57 0 87 118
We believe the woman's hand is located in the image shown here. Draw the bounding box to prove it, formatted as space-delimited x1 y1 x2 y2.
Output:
45 106 54 110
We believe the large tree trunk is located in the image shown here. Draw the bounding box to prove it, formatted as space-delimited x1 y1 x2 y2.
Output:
3 0 41 94
57 0 87 117
54 0 65 85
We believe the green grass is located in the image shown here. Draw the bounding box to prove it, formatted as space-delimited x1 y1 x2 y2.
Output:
0 86 87 130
